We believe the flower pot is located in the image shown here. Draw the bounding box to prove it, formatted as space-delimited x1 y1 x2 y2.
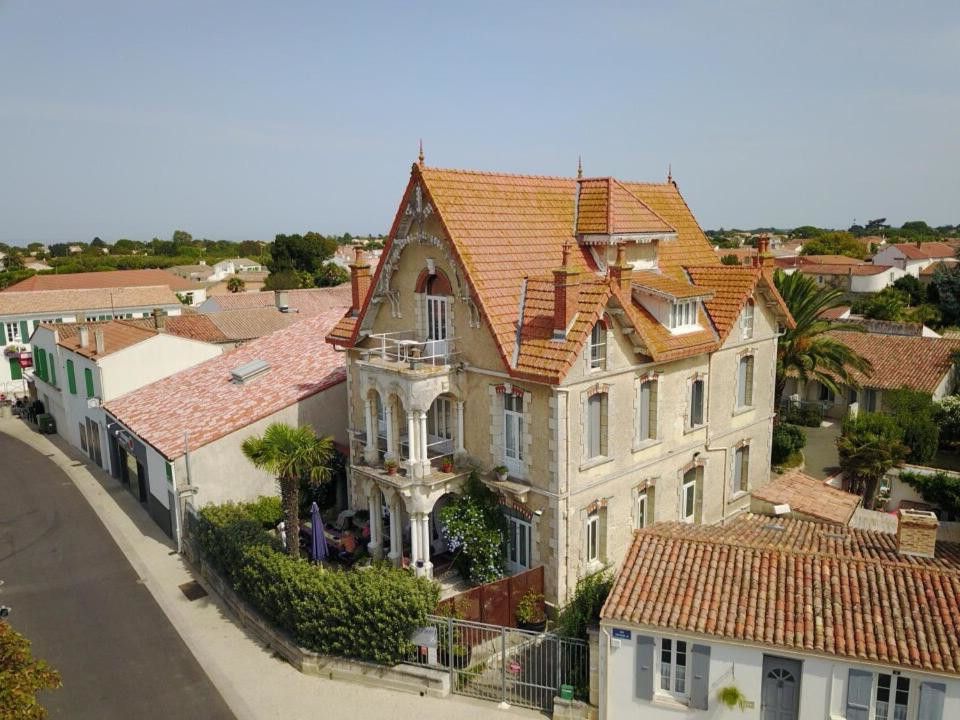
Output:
497 472 509 482
518 619 546 632
440 462 454 473
386 466 398 476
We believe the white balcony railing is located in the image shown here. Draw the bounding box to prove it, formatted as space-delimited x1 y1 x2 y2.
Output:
366 331 459 368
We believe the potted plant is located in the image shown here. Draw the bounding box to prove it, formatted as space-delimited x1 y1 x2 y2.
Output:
717 685 749 711
493 465 509 482
440 457 454 473
515 590 547 631
384 459 398 476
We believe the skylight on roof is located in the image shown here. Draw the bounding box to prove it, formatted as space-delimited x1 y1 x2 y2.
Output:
230 359 270 384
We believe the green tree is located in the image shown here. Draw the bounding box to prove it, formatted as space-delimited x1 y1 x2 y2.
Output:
791 225 824 239
773 269 873 400
2 253 25 272
241 423 334 559
892 274 925 305
930 266 960 326
885 388 940 463
269 233 337 274
226 276 246 293
800 231 866 259
854 287 909 321
720 254 741 266
556 569 614 641
263 270 302 292
0 621 62 719
172 229 193 246
837 413 909 507
314 261 349 287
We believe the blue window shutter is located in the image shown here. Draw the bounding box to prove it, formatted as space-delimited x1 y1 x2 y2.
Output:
635 635 655 701
690 644 711 710
846 669 873 720
918 682 946 720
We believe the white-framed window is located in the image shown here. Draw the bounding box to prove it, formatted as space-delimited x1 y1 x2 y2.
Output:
589 322 606 370
428 397 453 440
375 394 387 439
639 378 658 442
669 300 699 332
585 514 599 563
587 392 608 459
689 378 706 428
636 491 649 529
506 514 531 573
681 468 697 523
741 300 755 340
864 388 878 412
737 355 755 408
874 673 909 720
733 445 750 494
5 322 20 343
504 393 524 472
658 638 688 700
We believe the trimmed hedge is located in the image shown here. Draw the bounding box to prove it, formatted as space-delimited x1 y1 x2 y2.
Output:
772 423 807 465
196 498 438 666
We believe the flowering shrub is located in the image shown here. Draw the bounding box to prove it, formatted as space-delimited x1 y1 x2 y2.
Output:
439 472 506 585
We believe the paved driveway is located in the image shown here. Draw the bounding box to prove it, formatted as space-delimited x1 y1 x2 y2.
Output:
802 422 842 479
0 432 234 719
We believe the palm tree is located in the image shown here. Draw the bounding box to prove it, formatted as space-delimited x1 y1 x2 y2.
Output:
773 270 872 401
241 423 333 558
226 276 245 293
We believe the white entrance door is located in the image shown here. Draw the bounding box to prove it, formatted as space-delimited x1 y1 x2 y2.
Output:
506 515 531 573
425 295 450 359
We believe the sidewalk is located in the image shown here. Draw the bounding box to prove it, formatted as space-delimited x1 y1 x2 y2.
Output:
1 417 537 720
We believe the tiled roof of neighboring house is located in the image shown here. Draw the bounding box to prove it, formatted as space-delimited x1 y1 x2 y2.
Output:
206 307 300 342
775 254 864 270
203 286 351 315
920 259 960 276
602 513 960 676
828 330 960 392
575 177 675 235
327 165 792 381
752 470 860 525
168 264 215 280
887 242 955 260
3 269 202 293
820 305 851 320
0 286 182 317
216 257 260 267
53 321 159 360
122 314 231 344
833 318 926 337
796 263 893 276
104 310 346 460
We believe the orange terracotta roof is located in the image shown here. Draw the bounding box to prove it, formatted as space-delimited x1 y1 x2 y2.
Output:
575 178 675 235
892 242 956 260
686 265 794 342
3 269 201 293
827 331 960 392
202 285 352 315
104 311 346 460
602 513 960 675
0 286 182 317
920 260 959 276
54 321 159 360
120 315 231 344
752 470 860 525
631 271 710 300
327 165 786 382
796 263 893 276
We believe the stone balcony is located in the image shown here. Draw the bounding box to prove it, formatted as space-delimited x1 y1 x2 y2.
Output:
358 331 460 379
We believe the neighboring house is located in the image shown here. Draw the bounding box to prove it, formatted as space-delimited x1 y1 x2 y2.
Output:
832 317 941 338
0 286 183 397
124 307 301 347
29 320 223 511
167 263 215 282
750 469 860 525
198 286 351 315
103 311 348 542
3 268 208 306
208 257 265 281
872 242 957 278
795 262 905 293
599 511 958 720
920 259 960 285
325 161 792 603
204 270 270 296
783 331 960 417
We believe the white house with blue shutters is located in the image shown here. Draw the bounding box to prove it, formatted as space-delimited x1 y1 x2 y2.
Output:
599 511 959 720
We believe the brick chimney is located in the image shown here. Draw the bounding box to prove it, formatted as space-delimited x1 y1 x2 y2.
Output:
350 246 372 316
896 508 938 558
78 326 90 349
608 243 632 292
553 242 579 339
94 329 105 355
151 308 166 331
757 235 770 267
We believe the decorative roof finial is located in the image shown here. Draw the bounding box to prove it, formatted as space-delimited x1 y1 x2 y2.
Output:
577 155 583 180
667 163 672 184
418 139 424 167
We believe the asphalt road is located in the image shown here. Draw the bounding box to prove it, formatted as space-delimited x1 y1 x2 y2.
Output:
0 431 234 719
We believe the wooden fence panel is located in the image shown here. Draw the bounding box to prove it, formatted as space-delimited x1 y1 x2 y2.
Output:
481 576 511 627
438 565 544 627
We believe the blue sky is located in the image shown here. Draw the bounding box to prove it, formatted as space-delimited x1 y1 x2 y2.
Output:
1 1 958 243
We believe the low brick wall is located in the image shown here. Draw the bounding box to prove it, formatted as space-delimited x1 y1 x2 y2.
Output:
185 540 450 698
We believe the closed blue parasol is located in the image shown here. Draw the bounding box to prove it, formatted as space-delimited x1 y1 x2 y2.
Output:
310 502 327 562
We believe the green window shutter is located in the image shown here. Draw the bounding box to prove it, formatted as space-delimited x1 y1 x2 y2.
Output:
37 349 47 381
84 368 95 397
66 359 77 395
8 357 22 381
19 320 28 342
49 355 57 387
165 463 173 483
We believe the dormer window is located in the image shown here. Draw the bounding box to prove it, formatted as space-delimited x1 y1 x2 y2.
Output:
669 300 699 332
589 322 606 370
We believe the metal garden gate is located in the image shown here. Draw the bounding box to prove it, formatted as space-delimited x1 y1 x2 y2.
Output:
406 615 588 712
